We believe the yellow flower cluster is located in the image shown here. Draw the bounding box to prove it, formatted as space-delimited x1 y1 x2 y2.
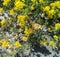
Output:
43 1 60 18
55 23 60 30
53 35 58 41
50 3 55 9
44 6 55 18
55 1 60 9
1 40 9 48
3 0 11 6
17 15 28 27
50 1 60 9
14 1 25 10
48 9 55 18
0 40 21 48
24 27 33 36
44 6 50 12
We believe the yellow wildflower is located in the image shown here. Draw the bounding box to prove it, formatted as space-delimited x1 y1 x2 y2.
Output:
40 38 47 45
15 41 21 48
49 41 55 47
44 6 50 12
48 9 55 18
14 1 25 10
22 36 28 41
55 1 60 9
3 0 11 6
24 27 33 36
17 15 28 22
50 3 55 9
2 40 9 48
0 7 4 13
17 15 28 27
9 9 14 15
24 28 29 36
49 9 55 15
55 23 60 30
53 35 58 41
50 3 55 7
1 19 5 26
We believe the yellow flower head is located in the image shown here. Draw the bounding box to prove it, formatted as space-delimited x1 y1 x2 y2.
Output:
9 9 14 15
1 19 5 26
50 3 55 6
55 23 60 30
49 9 55 15
49 41 55 47
15 41 21 48
0 7 4 13
40 38 47 45
24 27 33 36
14 1 25 10
53 35 58 41
2 40 9 48
44 6 50 12
22 36 28 41
48 9 55 18
50 2 55 9
17 15 28 27
3 0 11 6
17 15 28 22
55 1 60 9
